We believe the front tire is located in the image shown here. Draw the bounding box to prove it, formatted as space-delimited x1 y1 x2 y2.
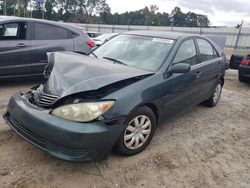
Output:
204 81 222 107
114 106 156 156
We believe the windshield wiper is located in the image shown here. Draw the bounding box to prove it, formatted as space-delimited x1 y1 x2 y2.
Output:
102 57 127 66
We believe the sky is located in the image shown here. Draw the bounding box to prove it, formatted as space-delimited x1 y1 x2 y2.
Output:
106 0 250 27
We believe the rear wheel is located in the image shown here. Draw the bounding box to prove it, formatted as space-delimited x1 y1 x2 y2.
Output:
204 81 222 107
114 106 156 156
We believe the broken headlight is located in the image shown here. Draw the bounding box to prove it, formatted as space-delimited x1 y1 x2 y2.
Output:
51 101 115 122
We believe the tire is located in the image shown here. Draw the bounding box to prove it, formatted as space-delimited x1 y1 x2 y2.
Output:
204 81 222 107
114 106 156 156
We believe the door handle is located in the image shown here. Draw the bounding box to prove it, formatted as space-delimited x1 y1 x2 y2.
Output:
16 43 28 48
194 71 202 78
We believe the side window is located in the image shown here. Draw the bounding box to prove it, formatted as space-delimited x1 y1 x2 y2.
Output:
0 22 27 40
173 39 198 66
197 39 217 62
34 23 69 40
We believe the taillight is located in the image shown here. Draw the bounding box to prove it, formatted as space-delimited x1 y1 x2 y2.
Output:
240 58 250 65
86 40 96 48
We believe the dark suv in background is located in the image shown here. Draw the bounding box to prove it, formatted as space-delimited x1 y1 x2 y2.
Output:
238 55 250 83
0 17 94 79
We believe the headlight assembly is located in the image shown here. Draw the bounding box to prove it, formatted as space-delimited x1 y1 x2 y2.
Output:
51 101 115 122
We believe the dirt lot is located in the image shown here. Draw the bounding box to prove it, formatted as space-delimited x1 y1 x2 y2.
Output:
0 70 249 188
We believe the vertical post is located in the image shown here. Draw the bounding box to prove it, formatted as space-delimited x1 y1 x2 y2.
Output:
30 0 33 18
23 6 25 17
42 3 45 19
112 16 114 33
234 20 243 50
128 17 130 31
4 0 7 15
98 24 100 32
18 0 20 17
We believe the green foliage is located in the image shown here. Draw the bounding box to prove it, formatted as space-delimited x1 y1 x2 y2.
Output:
0 1 210 27
172 7 210 27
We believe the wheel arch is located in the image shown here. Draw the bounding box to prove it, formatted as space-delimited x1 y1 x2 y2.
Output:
135 103 159 126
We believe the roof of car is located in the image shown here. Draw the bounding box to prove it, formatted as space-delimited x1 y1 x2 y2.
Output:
124 30 190 40
0 16 82 33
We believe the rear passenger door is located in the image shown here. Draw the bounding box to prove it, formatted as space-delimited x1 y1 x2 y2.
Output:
30 22 74 75
194 37 222 100
0 22 31 78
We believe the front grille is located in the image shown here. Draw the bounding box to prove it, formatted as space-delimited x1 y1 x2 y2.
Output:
34 91 59 107
4 113 46 150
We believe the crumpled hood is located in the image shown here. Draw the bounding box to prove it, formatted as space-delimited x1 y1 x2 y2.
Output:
43 52 153 97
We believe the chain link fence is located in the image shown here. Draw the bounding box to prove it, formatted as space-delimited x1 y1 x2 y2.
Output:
70 23 250 58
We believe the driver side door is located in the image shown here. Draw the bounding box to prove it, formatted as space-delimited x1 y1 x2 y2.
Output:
161 38 204 119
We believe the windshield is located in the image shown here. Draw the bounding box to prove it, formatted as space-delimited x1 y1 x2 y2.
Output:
92 35 174 71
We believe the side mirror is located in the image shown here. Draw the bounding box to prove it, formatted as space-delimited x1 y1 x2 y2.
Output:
170 63 191 74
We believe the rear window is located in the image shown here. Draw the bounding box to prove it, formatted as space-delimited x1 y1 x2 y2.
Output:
0 22 26 40
34 23 69 40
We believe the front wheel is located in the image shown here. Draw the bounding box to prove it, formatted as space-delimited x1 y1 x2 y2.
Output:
114 106 156 156
203 81 222 107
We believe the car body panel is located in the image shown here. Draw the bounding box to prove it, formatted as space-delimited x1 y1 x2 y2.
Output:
4 93 124 161
239 65 250 77
0 17 92 79
0 20 32 78
4 31 226 161
238 55 250 83
44 52 153 97
230 54 244 70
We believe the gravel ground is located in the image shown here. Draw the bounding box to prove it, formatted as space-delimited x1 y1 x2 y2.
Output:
0 70 250 188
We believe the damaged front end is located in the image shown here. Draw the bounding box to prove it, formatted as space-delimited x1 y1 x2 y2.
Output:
27 52 153 110
3 52 154 161
27 74 152 110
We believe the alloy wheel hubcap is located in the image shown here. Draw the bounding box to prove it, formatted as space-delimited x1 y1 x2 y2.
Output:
213 83 222 103
124 115 152 150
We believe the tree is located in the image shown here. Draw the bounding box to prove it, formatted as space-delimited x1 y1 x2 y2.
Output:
0 1 210 27
197 14 210 27
172 7 186 26
96 0 111 24
84 0 101 16
45 0 56 20
21 0 29 17
149 5 159 14
186 12 198 27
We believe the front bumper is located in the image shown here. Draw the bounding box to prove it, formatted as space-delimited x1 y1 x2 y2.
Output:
3 93 125 162
239 65 250 78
